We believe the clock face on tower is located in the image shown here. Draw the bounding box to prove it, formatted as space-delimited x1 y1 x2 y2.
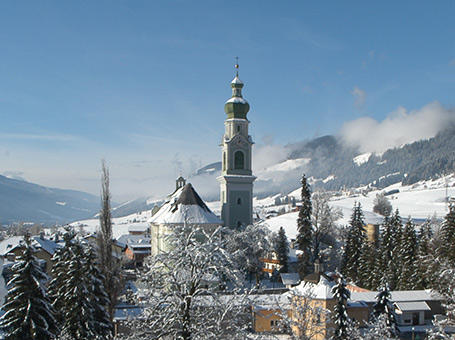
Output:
233 135 247 148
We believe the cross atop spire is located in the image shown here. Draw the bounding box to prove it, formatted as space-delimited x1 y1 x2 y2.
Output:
235 56 239 76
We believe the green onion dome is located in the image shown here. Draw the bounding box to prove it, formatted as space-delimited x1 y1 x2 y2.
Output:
224 72 250 119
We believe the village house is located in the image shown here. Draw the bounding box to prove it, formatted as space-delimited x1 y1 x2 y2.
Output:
0 233 61 277
117 234 151 268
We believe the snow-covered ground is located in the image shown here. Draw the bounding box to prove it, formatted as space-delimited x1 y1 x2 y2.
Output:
69 175 455 242
69 210 153 239
265 175 455 239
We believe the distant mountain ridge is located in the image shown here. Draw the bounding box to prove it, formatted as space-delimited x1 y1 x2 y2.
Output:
307 125 455 191
2 125 454 224
194 124 455 199
0 175 100 225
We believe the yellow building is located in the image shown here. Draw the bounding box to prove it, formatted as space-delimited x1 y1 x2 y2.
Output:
251 273 369 339
252 295 291 333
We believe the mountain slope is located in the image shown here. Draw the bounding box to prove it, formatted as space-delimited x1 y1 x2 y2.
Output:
0 175 99 225
188 125 455 198
3 125 454 224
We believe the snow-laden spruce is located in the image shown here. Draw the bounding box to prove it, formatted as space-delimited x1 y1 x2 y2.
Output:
48 228 111 340
0 233 59 340
331 274 350 340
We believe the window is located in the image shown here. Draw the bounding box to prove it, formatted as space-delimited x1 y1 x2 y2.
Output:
237 197 242 205
237 221 243 228
234 150 244 169
223 152 226 171
270 319 281 329
237 125 240 133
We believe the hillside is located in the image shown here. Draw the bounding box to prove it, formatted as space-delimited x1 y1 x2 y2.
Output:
94 125 455 218
0 175 100 225
2 125 455 224
69 174 455 241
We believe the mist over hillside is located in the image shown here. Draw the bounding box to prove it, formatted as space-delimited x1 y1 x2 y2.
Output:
189 124 455 200
108 123 455 217
1 123 455 224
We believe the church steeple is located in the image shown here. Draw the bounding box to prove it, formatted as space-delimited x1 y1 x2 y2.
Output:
218 62 256 229
224 63 250 120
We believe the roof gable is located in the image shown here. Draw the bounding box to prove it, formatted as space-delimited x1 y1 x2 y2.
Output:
148 183 223 226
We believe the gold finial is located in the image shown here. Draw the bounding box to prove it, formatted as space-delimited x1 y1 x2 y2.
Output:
235 56 239 76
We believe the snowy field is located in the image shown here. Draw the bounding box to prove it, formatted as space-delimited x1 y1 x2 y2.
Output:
69 175 455 241
265 175 455 239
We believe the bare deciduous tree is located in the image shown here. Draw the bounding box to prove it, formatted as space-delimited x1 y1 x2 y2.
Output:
97 159 123 325
119 226 253 340
373 192 392 217
311 190 342 261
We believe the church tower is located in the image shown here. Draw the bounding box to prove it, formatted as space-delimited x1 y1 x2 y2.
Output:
218 64 256 229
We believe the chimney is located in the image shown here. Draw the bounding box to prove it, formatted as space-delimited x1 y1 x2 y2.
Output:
314 258 324 274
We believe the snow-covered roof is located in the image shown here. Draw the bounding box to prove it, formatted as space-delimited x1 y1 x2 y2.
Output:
0 237 24 256
33 236 61 255
395 301 431 312
0 236 61 256
351 289 440 303
148 183 223 226
128 225 149 233
114 305 143 321
293 275 335 300
280 273 300 286
117 234 151 246
251 294 290 311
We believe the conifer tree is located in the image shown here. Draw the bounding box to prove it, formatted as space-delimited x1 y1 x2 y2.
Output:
439 203 455 265
371 284 397 336
358 239 378 290
60 241 97 339
49 229 111 339
297 174 312 278
332 275 351 340
1 233 59 340
415 218 433 289
397 218 418 290
84 243 112 337
341 202 366 283
378 216 392 285
274 226 289 273
378 210 403 290
48 228 75 326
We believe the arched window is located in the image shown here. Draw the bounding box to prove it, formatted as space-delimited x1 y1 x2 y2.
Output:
237 221 243 228
237 197 242 205
223 152 226 171
234 150 244 169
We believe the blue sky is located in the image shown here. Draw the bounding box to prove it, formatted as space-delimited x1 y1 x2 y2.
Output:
1 1 455 201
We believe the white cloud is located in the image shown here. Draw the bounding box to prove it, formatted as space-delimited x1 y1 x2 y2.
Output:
339 101 455 153
253 143 290 172
351 86 366 108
